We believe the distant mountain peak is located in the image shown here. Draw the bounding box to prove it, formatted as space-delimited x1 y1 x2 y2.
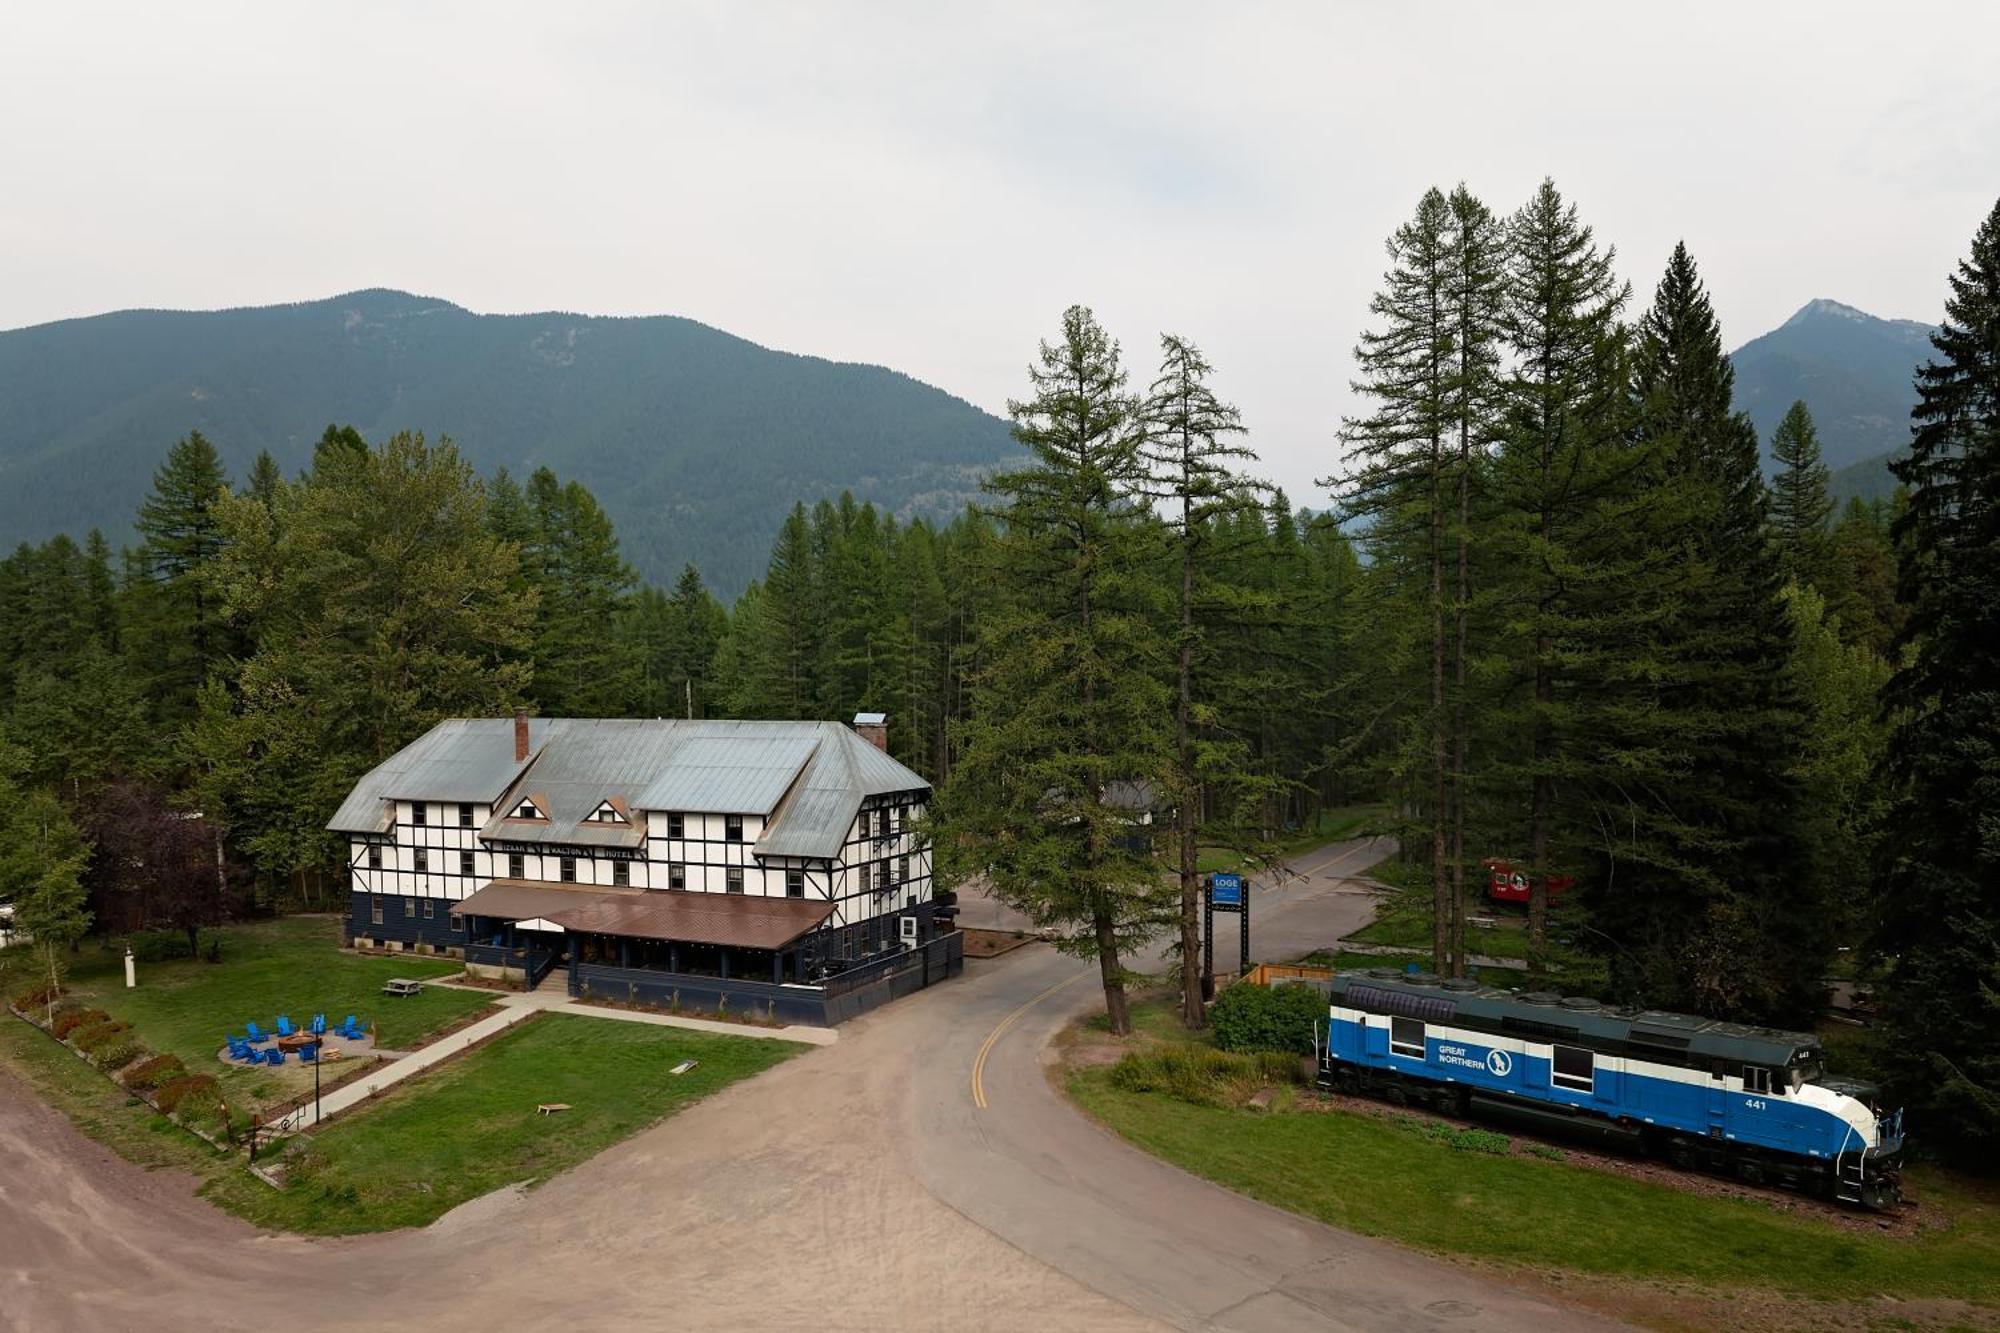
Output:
1784 297 1873 326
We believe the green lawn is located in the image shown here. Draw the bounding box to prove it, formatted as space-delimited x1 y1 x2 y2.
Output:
210 1012 803 1233
1066 994 1999 1308
1345 907 1531 961
1301 949 1522 989
1070 1071 1997 1303
18 917 495 1113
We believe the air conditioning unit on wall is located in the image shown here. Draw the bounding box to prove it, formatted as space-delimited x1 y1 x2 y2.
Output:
899 915 918 947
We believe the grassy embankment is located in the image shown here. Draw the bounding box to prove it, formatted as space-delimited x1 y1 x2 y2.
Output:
11 916 495 1115
1066 994 1999 1312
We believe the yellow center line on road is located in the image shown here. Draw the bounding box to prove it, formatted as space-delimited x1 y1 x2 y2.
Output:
970 971 1085 1110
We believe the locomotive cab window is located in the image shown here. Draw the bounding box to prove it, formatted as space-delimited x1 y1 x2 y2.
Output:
1389 1017 1426 1059
1552 1044 1594 1093
1745 1066 1774 1095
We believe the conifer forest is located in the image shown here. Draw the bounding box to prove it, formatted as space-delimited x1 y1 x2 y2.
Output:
3 183 1995 1165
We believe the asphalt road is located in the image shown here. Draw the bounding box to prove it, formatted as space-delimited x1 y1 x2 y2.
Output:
0 836 1621 1331
910 837 1623 1333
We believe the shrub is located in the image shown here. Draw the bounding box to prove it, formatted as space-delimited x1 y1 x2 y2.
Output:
1209 982 1326 1055
124 1053 186 1091
157 1073 219 1115
1407 1118 1511 1155
1108 1046 1299 1108
53 1007 110 1039
70 1019 133 1054
12 982 60 1011
93 1039 146 1071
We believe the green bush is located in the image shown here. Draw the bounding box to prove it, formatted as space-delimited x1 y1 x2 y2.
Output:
1209 982 1326 1054
157 1073 219 1115
93 1038 146 1071
124 1053 186 1091
1109 1046 1298 1107
128 930 199 963
53 1006 110 1039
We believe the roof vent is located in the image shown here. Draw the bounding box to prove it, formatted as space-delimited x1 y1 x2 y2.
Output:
1365 967 1404 982
1559 996 1601 1012
1404 971 1440 987
1521 991 1562 1006
1440 978 1479 992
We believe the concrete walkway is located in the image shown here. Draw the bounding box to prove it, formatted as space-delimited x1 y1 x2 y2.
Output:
278 1002 538 1131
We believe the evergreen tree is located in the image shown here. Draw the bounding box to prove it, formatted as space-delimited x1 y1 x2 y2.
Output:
1600 244 1823 1021
1873 196 2000 1158
521 467 640 716
246 449 284 508
1769 400 1835 588
0 783 91 1008
1331 188 1459 976
1489 179 1635 973
1138 333 1271 1026
949 306 1171 1035
129 431 233 724
1822 496 1904 656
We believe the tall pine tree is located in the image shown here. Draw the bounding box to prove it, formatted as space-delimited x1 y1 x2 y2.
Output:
1873 196 2000 1158
1769 400 1835 589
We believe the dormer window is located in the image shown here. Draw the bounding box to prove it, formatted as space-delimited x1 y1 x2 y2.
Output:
511 797 546 821
586 800 628 825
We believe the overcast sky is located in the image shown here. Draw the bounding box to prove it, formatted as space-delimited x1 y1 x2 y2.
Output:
4 1 1996 501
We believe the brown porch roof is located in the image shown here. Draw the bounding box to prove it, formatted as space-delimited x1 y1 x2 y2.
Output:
455 879 833 950
554 890 834 951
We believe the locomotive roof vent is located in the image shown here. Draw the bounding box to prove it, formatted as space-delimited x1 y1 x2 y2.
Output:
1521 991 1562 1005
1559 996 1601 1011
1365 967 1404 981
1440 978 1479 992
1405 971 1441 987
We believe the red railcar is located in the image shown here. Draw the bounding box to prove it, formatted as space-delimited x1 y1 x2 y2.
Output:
1481 857 1573 905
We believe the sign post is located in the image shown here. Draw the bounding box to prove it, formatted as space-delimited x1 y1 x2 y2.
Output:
1203 872 1249 1000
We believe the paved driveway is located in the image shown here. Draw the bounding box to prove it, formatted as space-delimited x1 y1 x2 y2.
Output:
0 836 1621 1331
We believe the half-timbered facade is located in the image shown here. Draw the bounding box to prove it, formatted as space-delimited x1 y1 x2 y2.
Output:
330 713 958 1021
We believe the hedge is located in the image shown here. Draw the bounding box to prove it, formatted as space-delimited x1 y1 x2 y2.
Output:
1208 981 1326 1055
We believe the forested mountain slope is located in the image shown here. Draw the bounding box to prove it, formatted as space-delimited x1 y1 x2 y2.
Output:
1730 298 1935 502
0 289 1017 590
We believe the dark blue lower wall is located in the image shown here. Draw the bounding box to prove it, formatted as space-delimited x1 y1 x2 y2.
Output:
348 891 467 951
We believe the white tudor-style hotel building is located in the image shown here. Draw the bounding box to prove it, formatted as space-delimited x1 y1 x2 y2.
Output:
329 712 960 1023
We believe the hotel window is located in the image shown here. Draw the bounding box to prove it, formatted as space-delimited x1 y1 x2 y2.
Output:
669 863 686 890
725 814 744 843
786 868 804 898
413 847 429 873
369 895 384 926
611 860 630 887
407 896 419 917
422 898 435 919
449 912 463 931
667 812 684 839
508 851 524 879
458 850 473 876
899 855 910 885
726 868 744 894
367 844 382 870
896 806 907 834
412 801 428 826
560 857 577 883
459 802 475 828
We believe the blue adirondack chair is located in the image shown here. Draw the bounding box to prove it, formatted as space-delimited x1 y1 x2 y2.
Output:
245 1021 268 1044
311 1013 326 1035
298 1043 318 1063
276 1015 294 1038
264 1047 284 1066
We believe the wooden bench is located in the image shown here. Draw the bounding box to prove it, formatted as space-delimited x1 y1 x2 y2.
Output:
536 1103 571 1116
382 978 423 997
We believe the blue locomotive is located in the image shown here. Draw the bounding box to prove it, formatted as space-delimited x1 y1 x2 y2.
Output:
1311 967 1904 1209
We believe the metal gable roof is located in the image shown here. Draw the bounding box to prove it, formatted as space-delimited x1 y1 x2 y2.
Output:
326 718 552 834
331 717 930 858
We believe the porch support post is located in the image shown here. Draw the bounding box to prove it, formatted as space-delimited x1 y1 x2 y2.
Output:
669 942 680 972
619 938 630 969
771 950 782 984
720 949 730 981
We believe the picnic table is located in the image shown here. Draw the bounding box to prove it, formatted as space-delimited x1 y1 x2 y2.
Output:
382 978 424 997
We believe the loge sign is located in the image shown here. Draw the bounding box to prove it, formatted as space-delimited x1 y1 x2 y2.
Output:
1210 873 1244 906
1202 872 1250 1000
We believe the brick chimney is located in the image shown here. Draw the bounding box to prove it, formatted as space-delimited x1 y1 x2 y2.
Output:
513 709 531 762
852 712 888 753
